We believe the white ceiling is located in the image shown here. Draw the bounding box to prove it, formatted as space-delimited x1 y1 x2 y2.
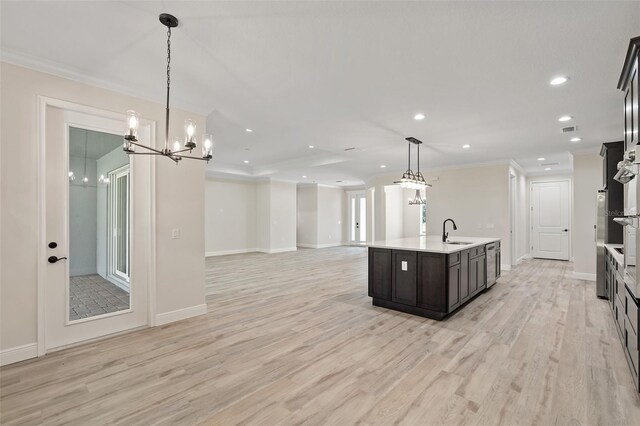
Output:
3 1 638 185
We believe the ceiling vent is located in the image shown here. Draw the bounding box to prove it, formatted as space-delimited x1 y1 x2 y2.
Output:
562 125 578 133
540 162 560 167
344 147 356 151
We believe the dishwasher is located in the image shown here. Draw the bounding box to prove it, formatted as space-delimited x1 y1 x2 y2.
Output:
486 243 497 288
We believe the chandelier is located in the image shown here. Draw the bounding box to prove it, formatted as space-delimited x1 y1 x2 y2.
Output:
123 14 213 164
396 137 431 204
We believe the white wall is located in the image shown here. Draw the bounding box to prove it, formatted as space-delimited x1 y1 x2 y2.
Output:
317 186 344 247
270 180 297 252
384 185 404 240
573 153 602 278
204 179 257 255
423 165 511 264
296 185 318 247
0 63 206 356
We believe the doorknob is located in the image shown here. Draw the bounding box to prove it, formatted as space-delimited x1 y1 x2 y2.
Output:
562 229 568 232
48 241 58 249
48 256 67 264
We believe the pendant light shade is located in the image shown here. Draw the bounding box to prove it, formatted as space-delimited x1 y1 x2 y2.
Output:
395 137 431 203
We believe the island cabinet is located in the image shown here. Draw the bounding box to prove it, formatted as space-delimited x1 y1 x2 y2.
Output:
369 245 492 320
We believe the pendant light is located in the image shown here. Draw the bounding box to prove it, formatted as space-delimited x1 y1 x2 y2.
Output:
395 137 431 204
123 14 214 164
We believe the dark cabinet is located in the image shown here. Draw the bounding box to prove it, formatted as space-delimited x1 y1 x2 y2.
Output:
370 243 497 321
496 242 501 279
459 249 470 302
600 142 624 244
368 248 391 300
392 251 417 306
417 252 447 312
619 37 639 151
448 263 461 310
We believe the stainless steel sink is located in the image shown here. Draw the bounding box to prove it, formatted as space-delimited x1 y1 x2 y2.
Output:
445 241 473 245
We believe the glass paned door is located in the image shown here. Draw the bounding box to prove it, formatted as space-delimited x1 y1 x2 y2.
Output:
349 192 367 244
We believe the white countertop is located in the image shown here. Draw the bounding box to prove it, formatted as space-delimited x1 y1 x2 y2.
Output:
605 243 624 267
369 236 501 254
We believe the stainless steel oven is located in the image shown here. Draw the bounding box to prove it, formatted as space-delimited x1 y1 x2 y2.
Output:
614 148 639 290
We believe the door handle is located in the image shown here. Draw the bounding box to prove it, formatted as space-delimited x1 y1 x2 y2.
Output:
48 256 67 264
562 229 568 232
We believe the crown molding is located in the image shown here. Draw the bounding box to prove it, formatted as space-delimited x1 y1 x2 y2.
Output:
1 49 211 116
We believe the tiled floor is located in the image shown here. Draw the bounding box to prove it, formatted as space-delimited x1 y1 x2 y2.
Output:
69 274 130 321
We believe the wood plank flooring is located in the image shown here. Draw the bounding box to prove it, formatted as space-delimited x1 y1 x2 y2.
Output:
2 246 640 425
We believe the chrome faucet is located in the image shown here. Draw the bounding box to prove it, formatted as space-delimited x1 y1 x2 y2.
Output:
442 218 457 242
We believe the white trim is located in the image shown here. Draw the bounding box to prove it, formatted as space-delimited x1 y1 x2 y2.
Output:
2 48 209 115
205 248 257 257
155 304 207 326
0 343 38 366
572 272 596 281
529 178 573 261
297 242 345 249
36 96 155 352
258 247 298 254
517 254 531 264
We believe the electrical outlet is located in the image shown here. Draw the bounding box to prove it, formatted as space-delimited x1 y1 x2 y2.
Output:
172 228 181 239
401 261 408 271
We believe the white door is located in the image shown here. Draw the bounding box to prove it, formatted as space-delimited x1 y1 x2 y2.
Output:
531 180 570 260
349 192 367 244
41 104 150 352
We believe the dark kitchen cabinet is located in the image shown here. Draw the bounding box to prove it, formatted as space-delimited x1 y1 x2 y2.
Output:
391 251 417 306
368 248 391 300
600 141 624 244
369 243 497 321
619 37 639 151
416 252 447 313
459 249 470 303
495 242 501 279
448 263 461 310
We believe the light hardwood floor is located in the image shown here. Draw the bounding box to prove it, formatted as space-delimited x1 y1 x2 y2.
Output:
2 246 640 425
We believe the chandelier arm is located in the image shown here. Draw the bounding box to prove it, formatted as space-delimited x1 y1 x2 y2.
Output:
129 141 165 154
180 154 213 162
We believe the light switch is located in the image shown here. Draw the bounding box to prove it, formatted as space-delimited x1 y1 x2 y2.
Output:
401 261 408 271
172 228 181 239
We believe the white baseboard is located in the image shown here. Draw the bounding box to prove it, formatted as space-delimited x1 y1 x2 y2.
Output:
155 304 207 326
0 343 38 366
572 272 596 281
501 264 512 272
258 247 298 254
296 243 316 249
205 248 257 257
517 254 531 264
297 243 345 249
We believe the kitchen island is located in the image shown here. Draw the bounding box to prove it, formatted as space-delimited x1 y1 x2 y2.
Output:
368 236 501 320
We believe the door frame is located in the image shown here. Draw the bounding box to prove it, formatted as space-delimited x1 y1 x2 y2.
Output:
529 177 572 261
36 96 157 356
347 190 367 245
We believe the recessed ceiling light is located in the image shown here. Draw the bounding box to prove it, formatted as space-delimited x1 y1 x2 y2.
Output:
245 128 253 132
558 115 572 122
380 164 387 168
550 76 569 86
570 137 582 142
302 175 307 178
462 144 471 149
545 167 552 171
414 113 425 120
537 157 546 161
243 160 249 164
308 145 314 149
